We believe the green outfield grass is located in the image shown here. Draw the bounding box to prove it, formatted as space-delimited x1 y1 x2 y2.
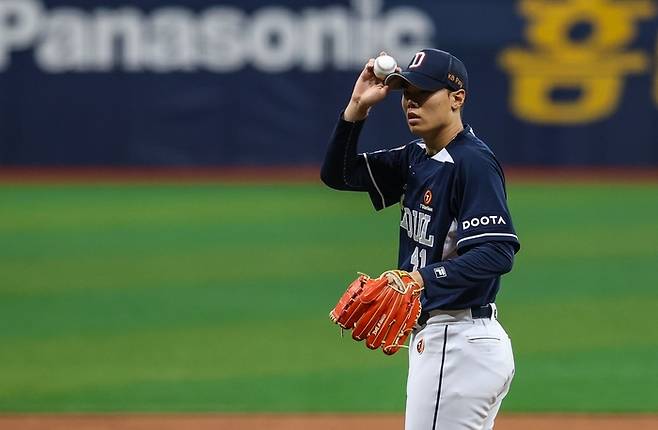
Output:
0 182 657 413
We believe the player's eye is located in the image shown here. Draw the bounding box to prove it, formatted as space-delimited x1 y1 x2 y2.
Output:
403 88 421 98
404 89 431 104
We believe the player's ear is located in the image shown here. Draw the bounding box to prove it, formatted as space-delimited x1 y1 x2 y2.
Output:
451 89 466 111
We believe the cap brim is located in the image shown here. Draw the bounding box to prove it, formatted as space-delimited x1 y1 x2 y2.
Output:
385 71 446 91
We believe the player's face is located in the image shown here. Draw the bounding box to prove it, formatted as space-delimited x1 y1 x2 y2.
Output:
401 85 457 135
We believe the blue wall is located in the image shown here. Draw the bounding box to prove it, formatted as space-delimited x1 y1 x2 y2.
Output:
1 0 657 166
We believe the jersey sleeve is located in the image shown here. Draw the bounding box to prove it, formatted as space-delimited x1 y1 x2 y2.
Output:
321 112 410 211
418 241 516 292
452 151 520 253
360 146 409 210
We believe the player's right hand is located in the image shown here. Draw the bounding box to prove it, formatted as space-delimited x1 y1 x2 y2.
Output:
344 54 400 122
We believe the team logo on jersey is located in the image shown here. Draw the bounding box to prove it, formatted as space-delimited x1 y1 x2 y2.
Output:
409 52 426 68
416 337 425 354
423 189 432 205
400 206 435 247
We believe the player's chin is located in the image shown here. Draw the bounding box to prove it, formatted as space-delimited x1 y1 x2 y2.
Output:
406 121 424 134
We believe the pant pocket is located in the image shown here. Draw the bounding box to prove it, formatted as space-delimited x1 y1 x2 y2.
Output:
466 335 501 343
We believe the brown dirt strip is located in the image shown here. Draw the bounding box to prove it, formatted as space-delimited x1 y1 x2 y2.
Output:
1 414 657 430
0 167 657 184
0 167 321 184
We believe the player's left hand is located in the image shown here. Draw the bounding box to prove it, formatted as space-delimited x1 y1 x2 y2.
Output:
329 270 423 355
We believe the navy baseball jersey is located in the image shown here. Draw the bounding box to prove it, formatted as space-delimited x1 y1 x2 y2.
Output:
358 124 520 311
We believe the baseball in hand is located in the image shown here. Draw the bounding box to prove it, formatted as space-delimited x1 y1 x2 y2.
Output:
373 55 397 80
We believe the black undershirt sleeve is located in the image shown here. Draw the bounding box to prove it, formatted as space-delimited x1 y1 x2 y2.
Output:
320 115 372 191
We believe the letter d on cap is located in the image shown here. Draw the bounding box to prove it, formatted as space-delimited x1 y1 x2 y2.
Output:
408 52 425 68
0 0 41 70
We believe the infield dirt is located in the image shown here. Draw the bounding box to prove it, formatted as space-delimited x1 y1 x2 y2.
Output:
1 414 658 430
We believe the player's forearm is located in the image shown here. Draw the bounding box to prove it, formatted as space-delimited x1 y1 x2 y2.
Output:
416 242 516 290
343 99 370 122
320 113 372 191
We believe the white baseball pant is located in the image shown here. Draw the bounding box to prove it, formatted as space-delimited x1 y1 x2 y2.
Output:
405 305 515 430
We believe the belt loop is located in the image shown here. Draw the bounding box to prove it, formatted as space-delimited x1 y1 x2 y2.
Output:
490 303 498 320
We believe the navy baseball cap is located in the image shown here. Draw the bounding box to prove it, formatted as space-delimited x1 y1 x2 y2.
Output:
385 49 468 92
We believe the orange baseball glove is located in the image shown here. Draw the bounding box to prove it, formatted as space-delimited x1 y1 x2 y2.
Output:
329 270 423 355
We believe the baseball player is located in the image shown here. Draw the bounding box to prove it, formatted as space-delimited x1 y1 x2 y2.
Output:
321 49 520 429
